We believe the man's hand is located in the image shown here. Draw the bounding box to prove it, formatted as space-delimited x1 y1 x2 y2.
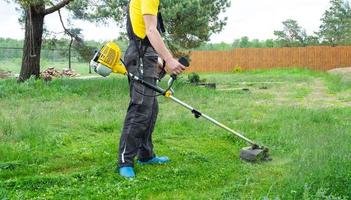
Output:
165 58 186 75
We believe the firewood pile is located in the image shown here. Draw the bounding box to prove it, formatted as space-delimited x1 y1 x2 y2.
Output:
0 69 11 79
62 68 78 77
40 67 79 81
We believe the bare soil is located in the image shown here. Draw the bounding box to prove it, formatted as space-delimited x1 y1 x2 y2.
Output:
328 67 351 76
303 78 340 107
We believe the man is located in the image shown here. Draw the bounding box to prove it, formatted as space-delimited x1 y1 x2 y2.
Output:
118 0 186 178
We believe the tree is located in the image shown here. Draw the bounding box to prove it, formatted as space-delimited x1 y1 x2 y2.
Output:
232 38 240 48
56 9 95 71
232 37 274 49
8 0 73 81
274 19 307 47
305 35 320 46
318 0 351 45
274 19 309 47
251 39 262 48
264 39 274 48
162 0 230 55
69 0 231 56
238 36 250 48
10 0 230 81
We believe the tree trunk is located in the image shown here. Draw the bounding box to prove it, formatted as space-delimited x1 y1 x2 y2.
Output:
19 6 45 82
69 37 73 70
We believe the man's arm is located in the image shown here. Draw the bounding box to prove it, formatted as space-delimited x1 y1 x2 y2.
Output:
143 14 185 75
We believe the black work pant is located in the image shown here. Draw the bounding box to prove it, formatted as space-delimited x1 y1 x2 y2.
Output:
118 43 159 167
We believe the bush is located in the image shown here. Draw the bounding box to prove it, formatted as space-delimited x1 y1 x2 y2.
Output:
232 65 243 73
188 72 200 84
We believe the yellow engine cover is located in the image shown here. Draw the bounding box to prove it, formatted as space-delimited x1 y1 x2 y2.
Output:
98 42 127 75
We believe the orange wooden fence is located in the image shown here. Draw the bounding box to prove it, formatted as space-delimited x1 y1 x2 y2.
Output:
189 46 351 72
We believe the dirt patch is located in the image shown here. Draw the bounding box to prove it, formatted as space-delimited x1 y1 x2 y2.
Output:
303 78 350 107
306 79 335 101
328 67 351 84
328 67 351 75
252 79 350 108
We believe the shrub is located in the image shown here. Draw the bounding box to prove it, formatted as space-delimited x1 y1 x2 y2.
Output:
188 72 200 84
232 65 242 73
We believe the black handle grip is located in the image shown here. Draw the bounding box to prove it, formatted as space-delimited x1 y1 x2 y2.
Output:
179 57 190 67
170 74 177 79
171 57 190 80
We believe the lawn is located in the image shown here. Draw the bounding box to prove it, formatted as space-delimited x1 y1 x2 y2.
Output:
0 68 350 199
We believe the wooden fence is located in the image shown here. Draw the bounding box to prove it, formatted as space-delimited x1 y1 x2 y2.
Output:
189 46 351 72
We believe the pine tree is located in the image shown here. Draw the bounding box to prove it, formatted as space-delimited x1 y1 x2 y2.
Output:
319 0 351 45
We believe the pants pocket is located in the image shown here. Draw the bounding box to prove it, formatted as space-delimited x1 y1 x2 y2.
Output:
143 54 158 78
131 81 145 105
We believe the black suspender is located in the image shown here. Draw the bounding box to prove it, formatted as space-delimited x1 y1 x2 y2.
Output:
126 1 166 77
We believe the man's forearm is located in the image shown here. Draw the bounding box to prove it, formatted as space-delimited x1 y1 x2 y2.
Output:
146 27 173 63
143 14 185 75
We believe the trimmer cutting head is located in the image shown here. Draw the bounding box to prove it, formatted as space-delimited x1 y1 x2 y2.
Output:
240 145 271 162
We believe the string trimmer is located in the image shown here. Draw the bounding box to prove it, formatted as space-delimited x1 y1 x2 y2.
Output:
90 42 271 162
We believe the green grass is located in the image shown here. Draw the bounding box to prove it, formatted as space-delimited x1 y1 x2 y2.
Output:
0 68 350 199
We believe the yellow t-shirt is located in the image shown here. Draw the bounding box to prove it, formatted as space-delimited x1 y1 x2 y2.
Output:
129 0 160 39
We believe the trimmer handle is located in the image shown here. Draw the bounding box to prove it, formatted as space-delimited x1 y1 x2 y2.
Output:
170 57 190 80
168 57 190 90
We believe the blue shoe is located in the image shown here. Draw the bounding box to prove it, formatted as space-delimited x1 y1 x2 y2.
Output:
119 167 135 178
137 156 170 165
